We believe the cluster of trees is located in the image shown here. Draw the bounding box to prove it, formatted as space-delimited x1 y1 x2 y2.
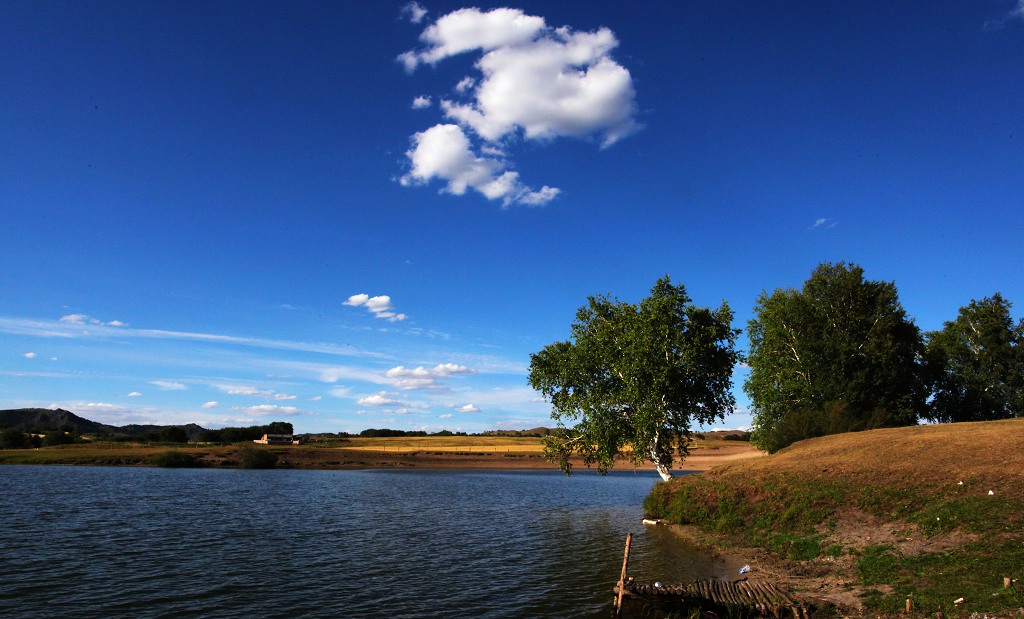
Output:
528 265 1022 477
745 263 1022 452
358 428 469 437
198 421 294 443
0 426 79 449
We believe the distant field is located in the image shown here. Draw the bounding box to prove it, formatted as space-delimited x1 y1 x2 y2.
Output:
0 432 754 470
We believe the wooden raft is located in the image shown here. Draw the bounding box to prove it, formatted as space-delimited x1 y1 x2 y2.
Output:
613 533 813 618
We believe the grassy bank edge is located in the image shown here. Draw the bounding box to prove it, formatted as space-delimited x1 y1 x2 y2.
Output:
642 421 1024 616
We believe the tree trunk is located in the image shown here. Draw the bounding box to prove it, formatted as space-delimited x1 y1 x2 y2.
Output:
648 434 673 481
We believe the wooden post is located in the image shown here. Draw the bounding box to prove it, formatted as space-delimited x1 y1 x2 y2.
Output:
1005 576 1012 588
614 533 632 617
906 598 912 613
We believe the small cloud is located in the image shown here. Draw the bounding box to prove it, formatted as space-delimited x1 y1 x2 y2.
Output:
23 352 36 359
457 404 480 413
58 314 126 327
400 124 559 206
400 1 428 24
59 314 90 325
454 76 475 93
239 404 300 416
127 392 143 397
202 401 219 408
150 380 187 391
384 363 475 390
309 395 323 401
357 391 403 407
216 385 273 396
328 387 351 398
343 294 408 321
273 393 298 401
438 413 454 419
811 218 837 230
412 95 432 109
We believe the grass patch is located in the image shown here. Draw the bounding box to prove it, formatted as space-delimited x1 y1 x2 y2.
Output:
644 419 1024 615
153 450 202 468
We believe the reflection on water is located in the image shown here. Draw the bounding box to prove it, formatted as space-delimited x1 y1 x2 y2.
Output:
0 466 726 618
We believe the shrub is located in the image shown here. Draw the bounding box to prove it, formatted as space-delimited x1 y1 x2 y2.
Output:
238 445 277 469
153 450 201 468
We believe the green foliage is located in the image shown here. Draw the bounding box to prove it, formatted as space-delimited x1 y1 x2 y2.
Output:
528 276 740 478
0 427 30 449
199 421 294 443
238 445 278 469
153 449 201 468
745 262 926 453
43 428 77 446
158 426 189 443
925 293 1024 422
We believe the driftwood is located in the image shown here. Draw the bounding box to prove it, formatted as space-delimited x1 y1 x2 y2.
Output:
612 533 813 618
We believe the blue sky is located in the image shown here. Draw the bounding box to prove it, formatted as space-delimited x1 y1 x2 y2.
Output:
2 1 1022 434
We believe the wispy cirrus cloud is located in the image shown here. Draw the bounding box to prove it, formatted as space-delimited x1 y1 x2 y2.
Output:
0 315 384 358
150 380 187 391
398 6 638 207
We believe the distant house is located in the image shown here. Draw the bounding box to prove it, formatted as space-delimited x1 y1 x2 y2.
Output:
253 434 300 445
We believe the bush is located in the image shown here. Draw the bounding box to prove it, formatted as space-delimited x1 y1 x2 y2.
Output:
238 445 277 469
153 450 202 468
0 428 30 449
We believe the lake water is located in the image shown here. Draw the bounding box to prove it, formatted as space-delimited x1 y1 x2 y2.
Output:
0 466 728 618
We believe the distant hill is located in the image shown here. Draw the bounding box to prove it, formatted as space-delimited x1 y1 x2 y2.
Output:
0 408 206 440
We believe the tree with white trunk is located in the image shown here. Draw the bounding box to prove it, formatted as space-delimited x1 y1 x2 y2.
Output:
528 276 740 481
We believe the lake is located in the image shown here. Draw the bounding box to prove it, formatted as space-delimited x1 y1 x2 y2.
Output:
0 466 728 618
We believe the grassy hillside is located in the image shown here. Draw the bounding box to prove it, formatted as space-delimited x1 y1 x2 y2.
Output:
644 419 1024 615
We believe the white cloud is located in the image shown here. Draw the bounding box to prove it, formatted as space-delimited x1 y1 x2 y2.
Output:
412 95 432 109
357 391 403 407
398 7 637 207
59 314 126 327
216 385 273 396
202 401 219 408
343 294 407 322
329 386 352 398
457 403 480 413
309 395 322 401
150 380 187 391
273 393 298 401
811 218 837 229
400 1 428 25
238 404 300 416
128 391 143 397
384 363 476 390
438 413 454 419
400 123 559 206
23 352 36 359
59 314 90 325
398 7 546 71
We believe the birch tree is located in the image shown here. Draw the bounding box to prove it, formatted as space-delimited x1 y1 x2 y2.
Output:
528 277 740 481
745 262 925 453
926 293 1024 422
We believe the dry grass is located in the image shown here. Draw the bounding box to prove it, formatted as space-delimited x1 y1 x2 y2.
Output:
644 419 1024 615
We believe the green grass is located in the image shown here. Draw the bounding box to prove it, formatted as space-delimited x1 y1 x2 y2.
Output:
643 420 1024 615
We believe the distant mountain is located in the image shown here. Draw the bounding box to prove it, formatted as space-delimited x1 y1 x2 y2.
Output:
0 408 206 440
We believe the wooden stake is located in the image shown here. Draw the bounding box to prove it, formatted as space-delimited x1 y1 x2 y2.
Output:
1005 576 1012 588
906 598 912 613
615 533 632 617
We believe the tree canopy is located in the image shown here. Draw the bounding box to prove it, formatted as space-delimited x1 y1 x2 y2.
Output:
925 293 1024 422
745 262 926 453
528 276 740 480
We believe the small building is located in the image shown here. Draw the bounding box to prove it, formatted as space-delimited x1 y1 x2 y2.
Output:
253 434 300 445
